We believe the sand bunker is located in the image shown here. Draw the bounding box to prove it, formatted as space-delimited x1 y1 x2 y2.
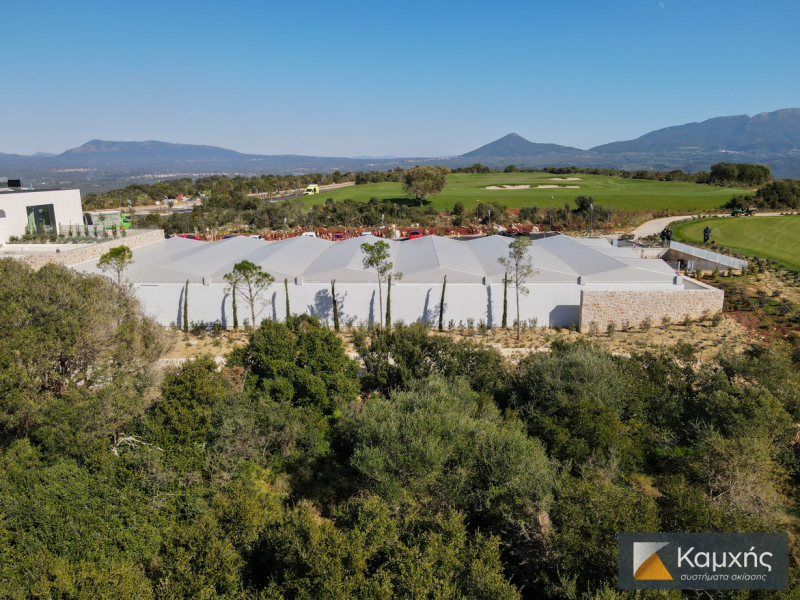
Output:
549 177 582 181
484 184 581 190
565 185 580 188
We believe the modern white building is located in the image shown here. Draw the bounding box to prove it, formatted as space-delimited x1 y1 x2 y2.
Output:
0 184 84 243
73 233 705 330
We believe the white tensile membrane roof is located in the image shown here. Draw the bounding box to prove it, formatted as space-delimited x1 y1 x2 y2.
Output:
303 237 400 283
74 234 678 286
395 235 485 283
469 236 579 283
212 235 330 282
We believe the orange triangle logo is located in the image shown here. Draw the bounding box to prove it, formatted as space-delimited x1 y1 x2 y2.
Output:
634 553 673 580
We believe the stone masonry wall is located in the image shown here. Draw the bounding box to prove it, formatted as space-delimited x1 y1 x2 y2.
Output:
579 281 724 332
7 229 164 270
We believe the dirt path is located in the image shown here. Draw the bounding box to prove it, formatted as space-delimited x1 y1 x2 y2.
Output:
632 213 783 239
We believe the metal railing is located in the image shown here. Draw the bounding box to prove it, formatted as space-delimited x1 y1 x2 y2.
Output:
669 241 748 269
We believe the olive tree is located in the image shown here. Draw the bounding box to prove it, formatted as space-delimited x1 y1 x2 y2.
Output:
224 260 274 330
402 165 450 206
498 237 538 339
337 376 556 543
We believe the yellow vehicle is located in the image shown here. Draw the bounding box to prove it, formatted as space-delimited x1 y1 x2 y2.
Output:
303 184 320 196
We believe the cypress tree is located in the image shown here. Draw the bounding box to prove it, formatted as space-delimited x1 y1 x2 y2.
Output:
438 275 447 331
385 274 392 330
331 279 340 332
501 275 508 329
183 279 189 333
284 278 290 320
231 283 238 330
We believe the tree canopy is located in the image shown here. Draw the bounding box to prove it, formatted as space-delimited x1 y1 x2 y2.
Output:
228 315 360 413
402 165 450 206
360 240 401 328
498 237 538 339
224 260 274 328
98 244 134 286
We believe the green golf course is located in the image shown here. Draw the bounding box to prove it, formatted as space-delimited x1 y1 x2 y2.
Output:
672 215 800 270
304 172 752 213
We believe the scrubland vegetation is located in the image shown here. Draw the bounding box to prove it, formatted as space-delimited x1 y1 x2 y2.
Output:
2 257 800 598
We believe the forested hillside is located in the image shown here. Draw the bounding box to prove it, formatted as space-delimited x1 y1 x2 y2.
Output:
1 259 799 598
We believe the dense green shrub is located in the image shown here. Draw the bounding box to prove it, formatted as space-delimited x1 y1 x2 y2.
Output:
146 355 230 446
507 343 648 472
354 322 507 396
228 315 360 412
550 475 660 594
337 375 557 588
339 377 556 521
253 495 520 599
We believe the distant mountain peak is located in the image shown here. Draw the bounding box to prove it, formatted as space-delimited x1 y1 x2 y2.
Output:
590 108 800 154
59 139 256 162
461 133 582 159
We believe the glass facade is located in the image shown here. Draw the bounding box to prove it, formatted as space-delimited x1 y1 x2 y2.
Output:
26 204 55 235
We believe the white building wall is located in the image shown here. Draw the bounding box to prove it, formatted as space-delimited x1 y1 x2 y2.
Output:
133 280 676 329
0 189 84 243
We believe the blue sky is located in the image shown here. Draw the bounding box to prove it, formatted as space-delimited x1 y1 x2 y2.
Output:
3 0 799 157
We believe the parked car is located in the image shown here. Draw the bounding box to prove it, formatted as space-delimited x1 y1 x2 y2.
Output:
301 231 317 238
177 234 200 240
360 231 373 237
249 234 264 240
408 229 422 239
332 233 346 241
223 234 237 239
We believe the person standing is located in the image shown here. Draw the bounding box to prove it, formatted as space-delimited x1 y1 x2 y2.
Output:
660 229 667 246
703 225 711 243
666 228 673 243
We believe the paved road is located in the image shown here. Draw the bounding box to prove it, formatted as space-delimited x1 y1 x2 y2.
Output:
266 181 356 203
632 212 783 239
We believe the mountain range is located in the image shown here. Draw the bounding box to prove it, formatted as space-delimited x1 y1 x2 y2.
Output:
2 108 799 192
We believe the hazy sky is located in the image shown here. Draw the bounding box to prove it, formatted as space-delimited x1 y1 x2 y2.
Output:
3 0 799 157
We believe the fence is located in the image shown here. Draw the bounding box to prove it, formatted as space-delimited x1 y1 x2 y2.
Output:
669 241 748 270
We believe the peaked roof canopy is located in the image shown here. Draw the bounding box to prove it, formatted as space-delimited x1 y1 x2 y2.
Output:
75 234 678 286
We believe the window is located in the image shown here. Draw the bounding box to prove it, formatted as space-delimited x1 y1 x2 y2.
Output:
26 204 55 235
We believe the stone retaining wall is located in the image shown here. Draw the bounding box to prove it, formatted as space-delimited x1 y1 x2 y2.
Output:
6 229 164 270
579 280 724 332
